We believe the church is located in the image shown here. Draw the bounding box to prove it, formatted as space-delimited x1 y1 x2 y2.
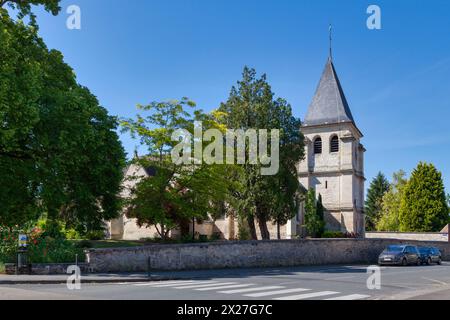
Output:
108 55 366 240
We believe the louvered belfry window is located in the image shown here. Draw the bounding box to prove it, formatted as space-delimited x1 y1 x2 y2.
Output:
314 137 322 154
330 135 339 153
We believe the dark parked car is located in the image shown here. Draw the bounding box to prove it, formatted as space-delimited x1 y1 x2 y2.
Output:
418 247 442 265
378 245 421 266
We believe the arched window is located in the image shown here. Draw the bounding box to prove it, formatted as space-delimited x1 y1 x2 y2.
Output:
330 135 339 153
314 137 322 154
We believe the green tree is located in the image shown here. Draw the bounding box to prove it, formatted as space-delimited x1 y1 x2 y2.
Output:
399 162 449 232
303 188 325 238
316 194 325 237
219 67 304 239
447 193 450 224
260 97 304 240
121 99 233 240
267 170 302 240
376 170 408 231
0 0 61 25
365 172 390 231
0 10 125 232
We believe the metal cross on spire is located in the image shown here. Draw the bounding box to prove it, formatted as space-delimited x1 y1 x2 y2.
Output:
329 24 333 61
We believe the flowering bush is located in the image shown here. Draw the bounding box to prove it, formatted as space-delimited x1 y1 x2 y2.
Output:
27 237 84 263
0 227 18 263
0 226 84 264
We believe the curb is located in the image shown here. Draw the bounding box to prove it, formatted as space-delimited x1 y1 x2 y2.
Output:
0 276 185 285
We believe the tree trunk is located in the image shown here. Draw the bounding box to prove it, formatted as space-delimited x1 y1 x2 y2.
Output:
228 210 236 240
258 218 270 240
160 224 166 241
178 219 191 238
277 222 281 240
247 213 258 240
256 205 270 240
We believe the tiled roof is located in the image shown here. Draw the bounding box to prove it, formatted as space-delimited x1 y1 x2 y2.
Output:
304 58 355 126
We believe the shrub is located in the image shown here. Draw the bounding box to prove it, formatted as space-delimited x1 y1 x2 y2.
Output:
64 228 82 240
180 234 195 243
0 226 84 264
209 233 222 241
85 230 106 241
140 237 156 243
321 231 345 238
321 231 360 239
75 240 93 249
27 237 85 263
0 227 23 263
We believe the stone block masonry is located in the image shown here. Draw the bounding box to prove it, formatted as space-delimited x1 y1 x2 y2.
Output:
85 239 450 273
4 263 89 275
366 232 448 242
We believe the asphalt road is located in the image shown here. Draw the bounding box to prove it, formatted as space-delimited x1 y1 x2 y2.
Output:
1 263 450 300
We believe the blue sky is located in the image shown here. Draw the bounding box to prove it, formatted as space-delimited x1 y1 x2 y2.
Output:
30 0 450 192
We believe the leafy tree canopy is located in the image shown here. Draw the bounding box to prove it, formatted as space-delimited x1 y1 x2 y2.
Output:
376 170 408 231
218 67 305 239
0 11 125 231
0 0 61 25
121 99 237 239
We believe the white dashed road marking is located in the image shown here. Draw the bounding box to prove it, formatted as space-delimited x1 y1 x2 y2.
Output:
174 282 236 289
274 291 339 300
325 294 371 300
244 288 310 298
218 286 285 294
134 280 197 287
195 284 255 291
151 281 212 288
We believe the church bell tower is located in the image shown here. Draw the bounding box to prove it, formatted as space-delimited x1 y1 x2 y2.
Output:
287 37 366 238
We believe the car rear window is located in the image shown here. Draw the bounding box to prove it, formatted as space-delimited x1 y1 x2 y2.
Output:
387 245 404 252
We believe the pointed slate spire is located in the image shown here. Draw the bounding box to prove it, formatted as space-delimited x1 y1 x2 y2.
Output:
304 58 355 126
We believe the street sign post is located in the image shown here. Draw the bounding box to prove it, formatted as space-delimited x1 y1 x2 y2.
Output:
18 234 27 248
16 234 29 275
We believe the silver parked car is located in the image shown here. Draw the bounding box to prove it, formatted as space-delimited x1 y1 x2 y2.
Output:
378 245 421 266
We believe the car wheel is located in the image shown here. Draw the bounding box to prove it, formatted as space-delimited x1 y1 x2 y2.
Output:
402 258 408 266
427 258 431 265
437 258 442 265
416 259 421 266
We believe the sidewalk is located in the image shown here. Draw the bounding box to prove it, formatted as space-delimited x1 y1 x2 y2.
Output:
0 265 366 285
0 267 262 285
0 273 185 285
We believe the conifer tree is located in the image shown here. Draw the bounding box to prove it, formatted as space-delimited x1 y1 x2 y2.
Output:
399 162 449 232
365 172 390 231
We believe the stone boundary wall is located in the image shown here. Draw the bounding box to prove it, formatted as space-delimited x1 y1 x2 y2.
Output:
366 232 449 242
85 239 450 273
4 263 89 275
